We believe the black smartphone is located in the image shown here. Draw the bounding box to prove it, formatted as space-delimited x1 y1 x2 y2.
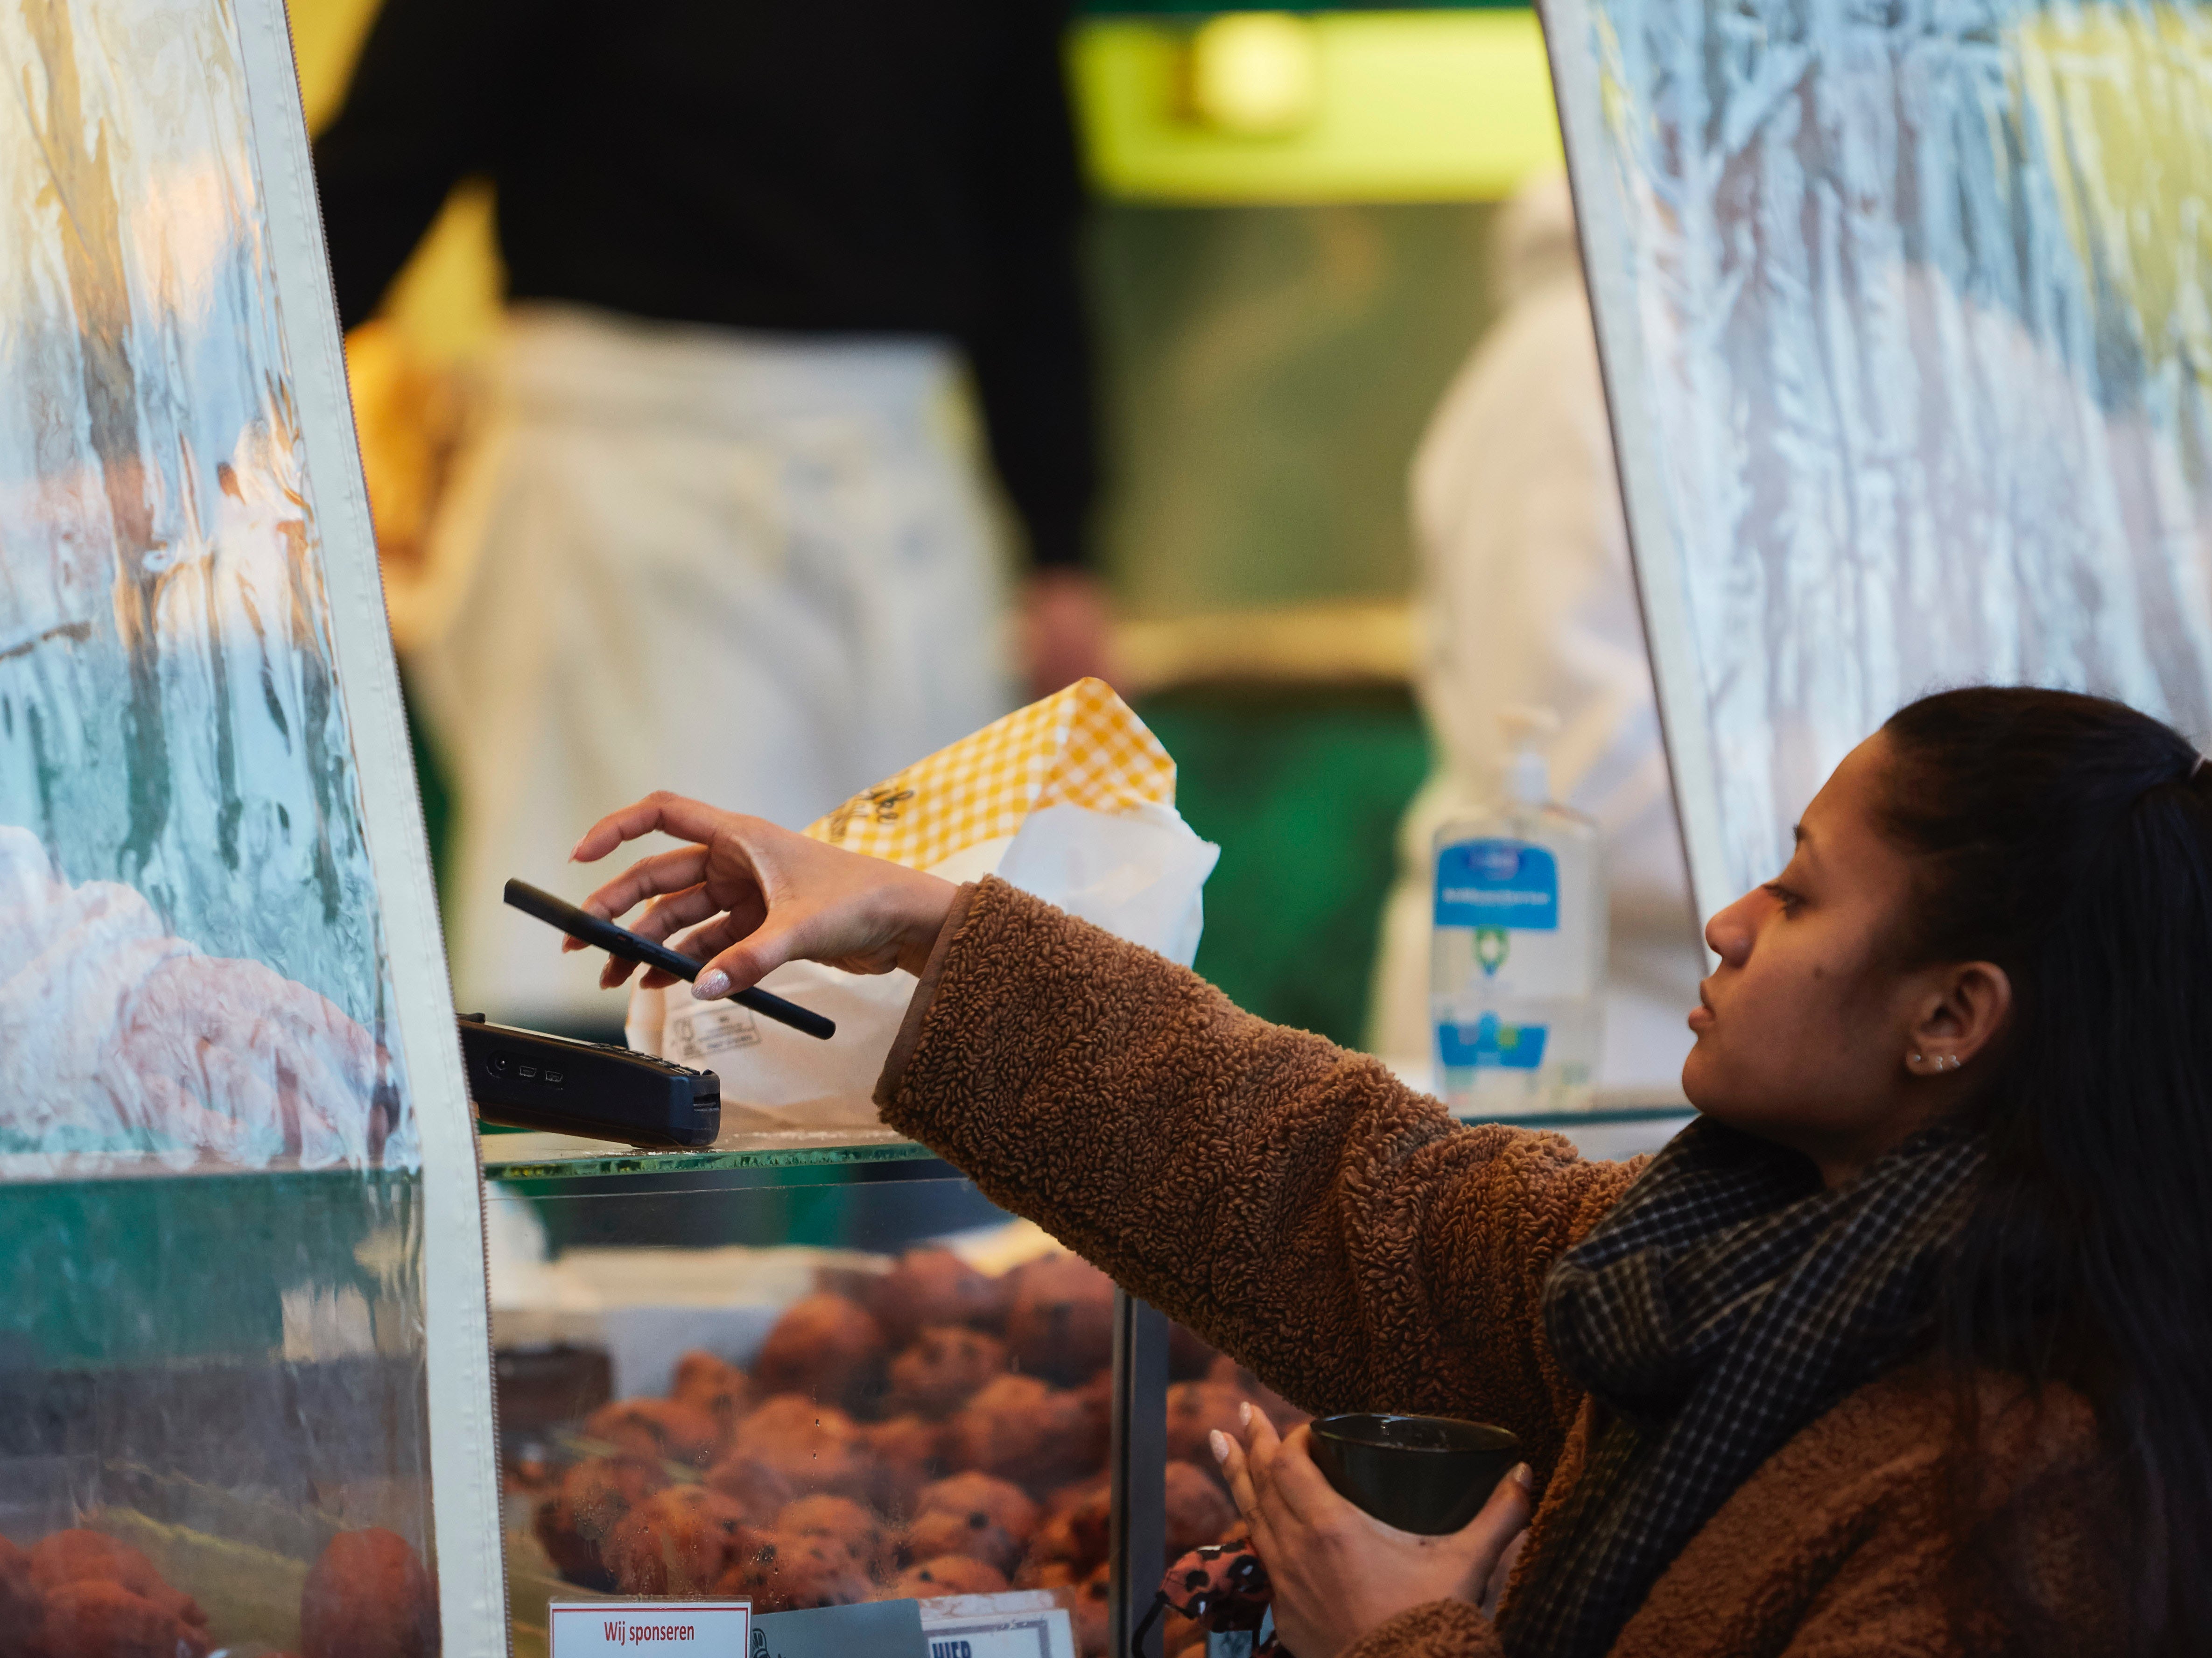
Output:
503 878 835 1041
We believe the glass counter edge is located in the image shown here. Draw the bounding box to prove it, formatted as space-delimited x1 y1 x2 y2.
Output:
480 1133 948 1183
479 1105 1694 1183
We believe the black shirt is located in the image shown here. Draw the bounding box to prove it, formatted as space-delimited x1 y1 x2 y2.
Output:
313 0 1097 568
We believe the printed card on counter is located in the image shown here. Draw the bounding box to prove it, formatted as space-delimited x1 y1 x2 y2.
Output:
919 1594 1077 1658
549 1600 750 1656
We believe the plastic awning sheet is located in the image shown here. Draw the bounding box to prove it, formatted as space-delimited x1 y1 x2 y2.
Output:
1545 0 2212 912
0 0 406 1175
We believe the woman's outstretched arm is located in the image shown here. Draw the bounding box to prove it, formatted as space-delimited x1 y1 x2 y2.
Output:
878 878 1635 1469
571 797 1641 1472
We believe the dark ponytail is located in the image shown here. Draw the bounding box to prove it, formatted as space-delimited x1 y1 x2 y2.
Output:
1878 687 2212 1653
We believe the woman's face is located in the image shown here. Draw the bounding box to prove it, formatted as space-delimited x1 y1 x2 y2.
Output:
1683 732 1951 1182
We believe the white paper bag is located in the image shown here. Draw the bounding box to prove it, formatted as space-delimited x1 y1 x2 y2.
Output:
626 680 1219 1128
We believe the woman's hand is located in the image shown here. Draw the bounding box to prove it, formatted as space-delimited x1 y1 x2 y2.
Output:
567 793 958 998
1213 1406 1531 1658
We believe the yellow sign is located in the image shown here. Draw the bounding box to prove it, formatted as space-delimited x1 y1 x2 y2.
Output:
1072 10 1565 203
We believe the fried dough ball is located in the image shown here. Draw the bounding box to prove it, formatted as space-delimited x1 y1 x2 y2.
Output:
583 1398 722 1469
775 1495 892 1580
908 1508 1033 1579
731 1392 843 1449
1017 1497 1103 1588
715 1533 872 1613
885 1327 1007 1420
1163 1461 1237 1561
1056 1478 1114 1566
1012 1555 1081 1591
670 1351 751 1443
1043 1471 1110 1514
31 1579 208 1658
948 1375 1108 1495
27 1532 203 1629
1163 1381 1249 1475
701 1455 796 1521
301 1529 437 1658
1002 1256 1115 1385
536 1456 667 1586
859 1415 946 1515
1068 1563 1112 1658
866 1248 1008 1346
916 1473 1039 1547
885 1554 1010 1599
712 1395 875 1502
753 1295 886 1412
1018 1476 1109 1585
605 1487 760 1596
898 1510 997 1575
899 1472 1038 1575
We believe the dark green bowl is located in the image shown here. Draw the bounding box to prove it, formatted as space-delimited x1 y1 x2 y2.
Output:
1308 1413 1522 1536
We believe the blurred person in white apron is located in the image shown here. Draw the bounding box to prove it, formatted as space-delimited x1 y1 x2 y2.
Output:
410 312 1014 1024
314 0 1108 1030
1368 173 1705 1096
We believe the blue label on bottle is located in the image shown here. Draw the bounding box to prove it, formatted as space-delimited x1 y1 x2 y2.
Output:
1434 840 1559 931
1437 1015 1550 1070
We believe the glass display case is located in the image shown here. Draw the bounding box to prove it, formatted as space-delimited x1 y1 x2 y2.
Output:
477 1112 1686 1658
0 1170 442 1653
478 1129 1196 1658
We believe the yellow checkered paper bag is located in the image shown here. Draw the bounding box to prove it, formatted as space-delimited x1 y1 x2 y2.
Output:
807 677 1178 871
628 679 1218 1130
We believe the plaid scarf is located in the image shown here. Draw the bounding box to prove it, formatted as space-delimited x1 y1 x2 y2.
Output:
1496 1117 1987 1658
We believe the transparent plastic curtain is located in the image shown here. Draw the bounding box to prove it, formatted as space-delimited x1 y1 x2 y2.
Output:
0 0 495 1650
0 0 410 1170
1544 0 2212 911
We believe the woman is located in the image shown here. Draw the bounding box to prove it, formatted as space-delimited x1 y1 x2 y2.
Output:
568 687 2209 1656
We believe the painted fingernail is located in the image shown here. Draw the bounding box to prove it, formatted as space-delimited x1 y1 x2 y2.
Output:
1238 1401 1252 1429
694 970 729 999
1209 1430 1231 1464
1513 1464 1533 1490
568 837 588 861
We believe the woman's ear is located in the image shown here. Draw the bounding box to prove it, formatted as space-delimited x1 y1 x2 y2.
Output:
1903 961 2013 1077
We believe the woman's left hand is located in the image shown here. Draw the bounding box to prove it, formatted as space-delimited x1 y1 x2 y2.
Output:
1213 1408 1531 1658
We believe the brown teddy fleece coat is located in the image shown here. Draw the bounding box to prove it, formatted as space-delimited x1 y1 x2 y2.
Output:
875 880 2116 1658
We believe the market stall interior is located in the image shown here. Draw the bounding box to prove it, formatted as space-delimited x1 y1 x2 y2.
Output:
6 0 2211 1655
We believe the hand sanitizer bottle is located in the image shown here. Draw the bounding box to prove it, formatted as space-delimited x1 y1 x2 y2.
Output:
1430 707 1606 1115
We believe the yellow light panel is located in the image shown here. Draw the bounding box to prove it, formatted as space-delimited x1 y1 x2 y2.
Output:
1072 9 1565 203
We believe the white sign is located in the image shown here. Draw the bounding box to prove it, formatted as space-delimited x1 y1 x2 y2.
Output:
550 1600 751 1656
919 1602 1076 1658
